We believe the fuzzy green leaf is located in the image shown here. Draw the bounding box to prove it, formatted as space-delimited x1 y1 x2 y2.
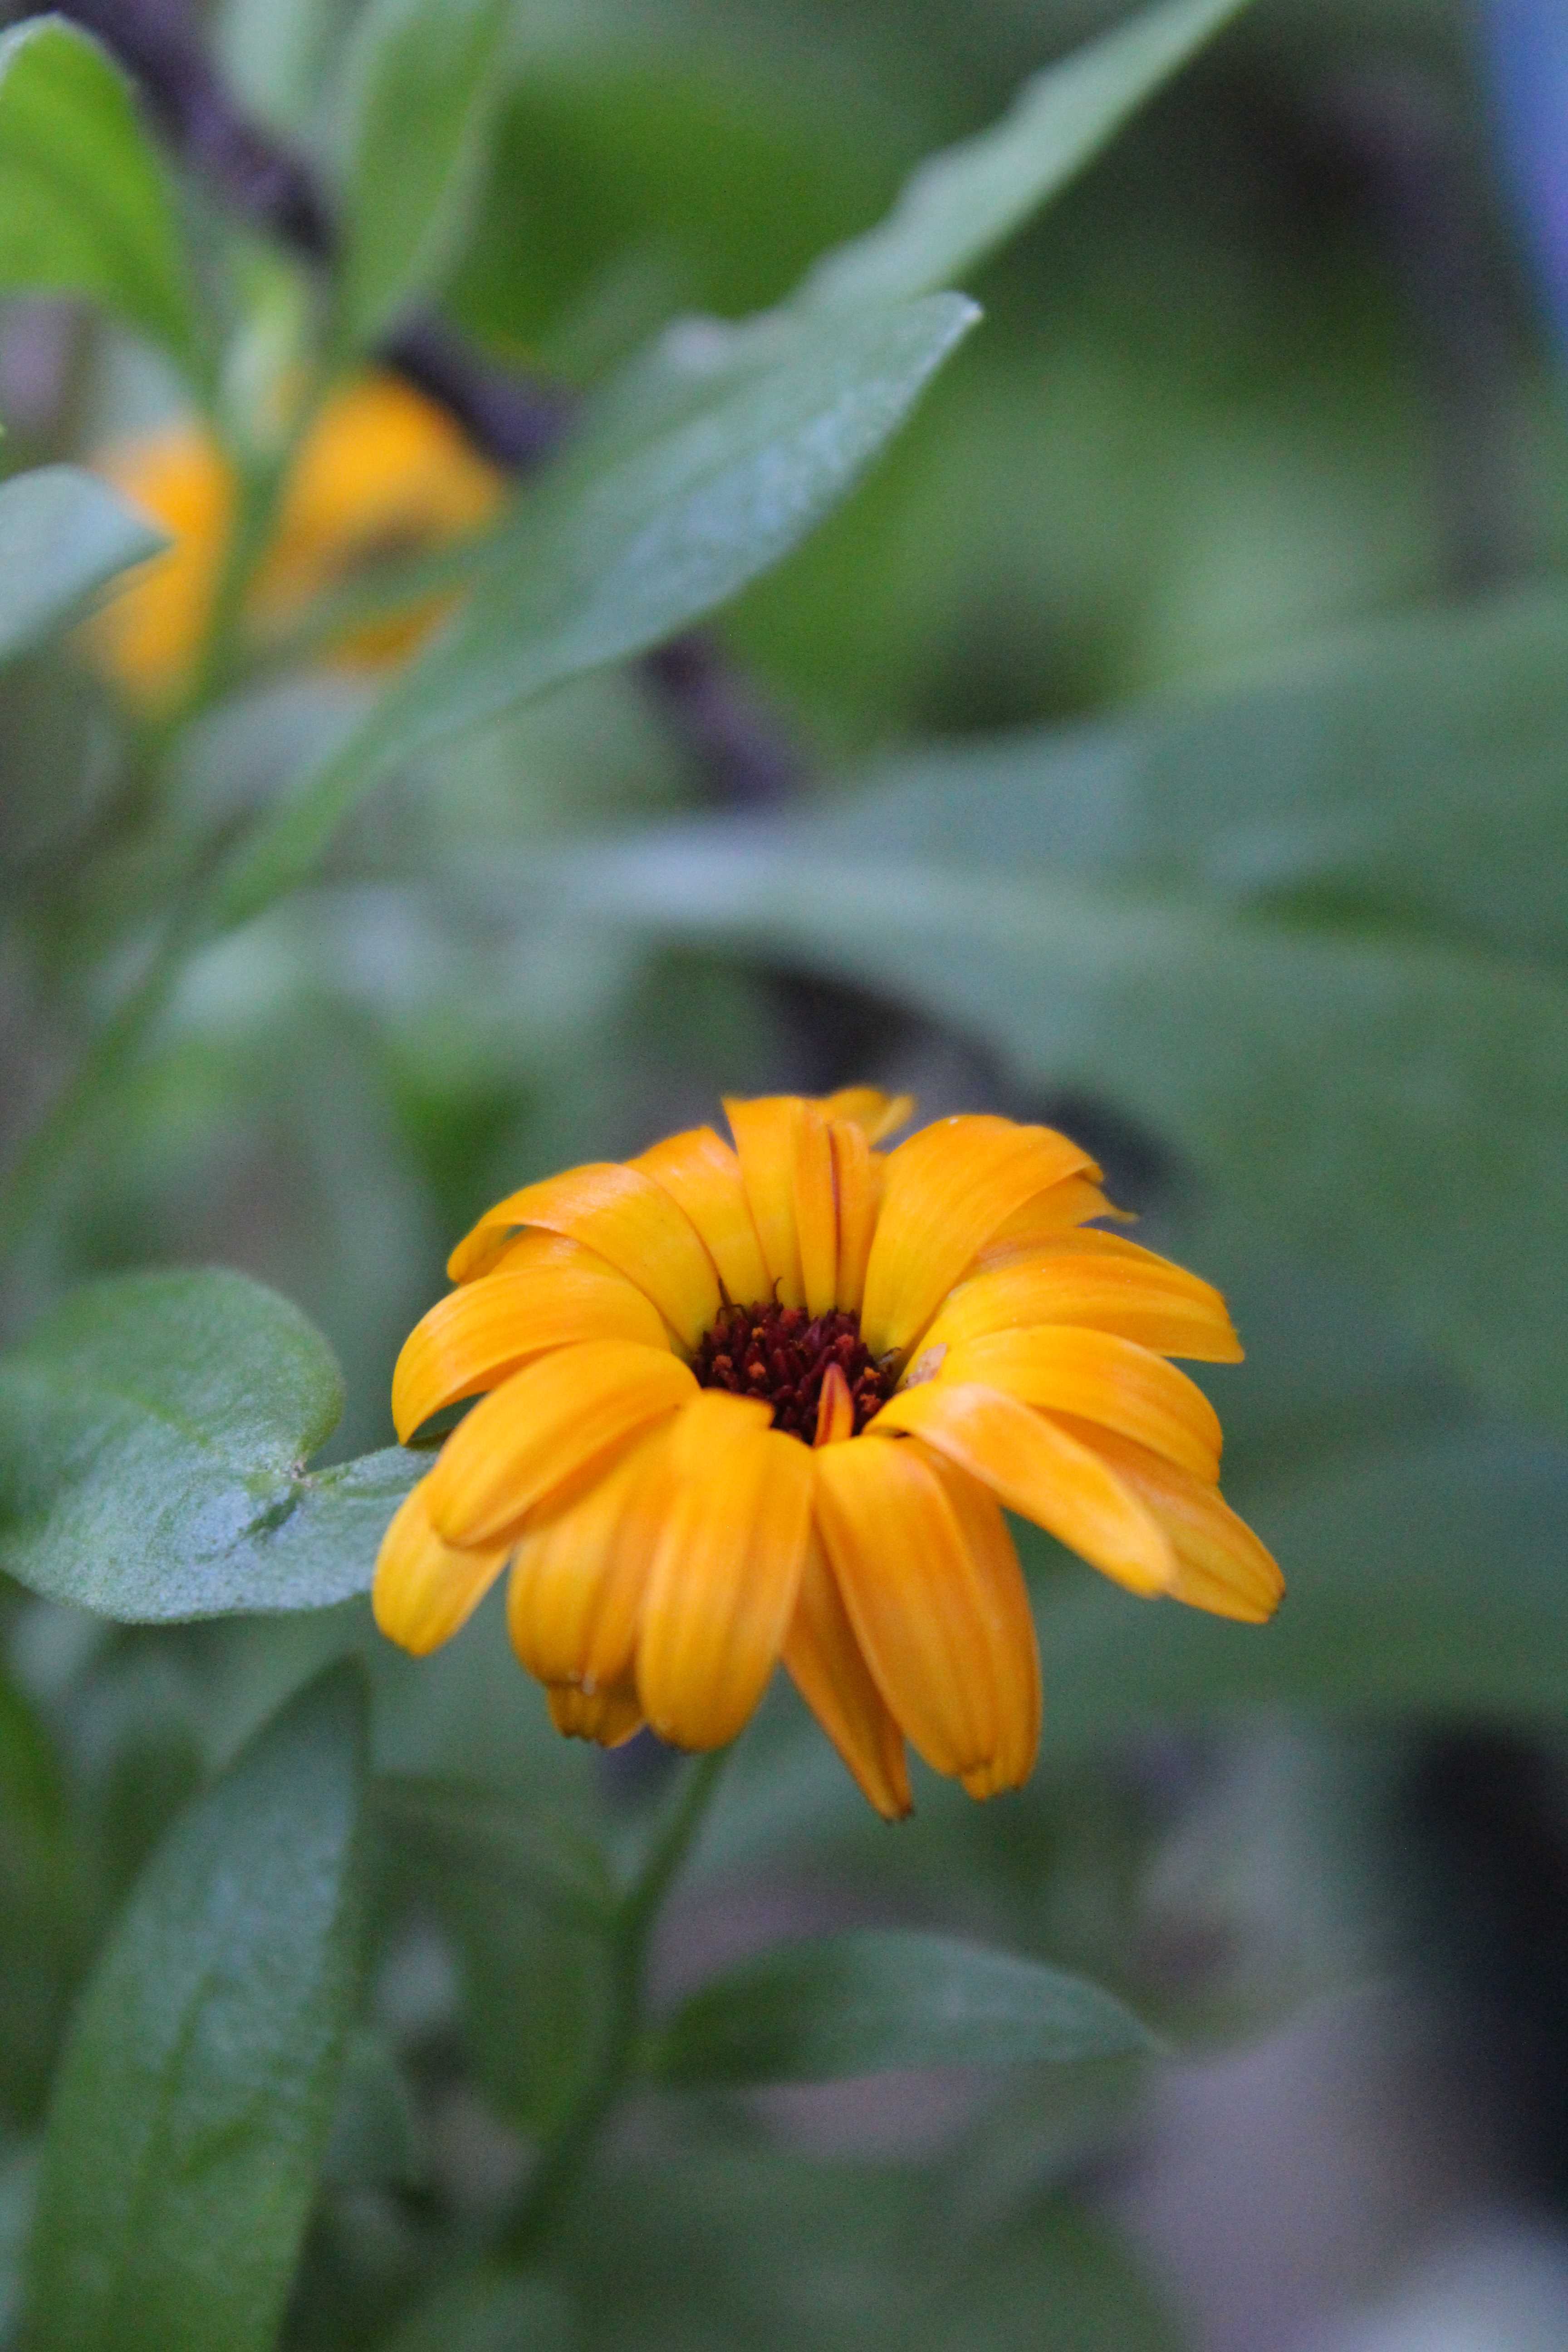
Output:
653 1931 1154 2087
1036 1430 1568 1748
338 0 514 345
24 1666 368 2352
0 18 205 383
214 291 976 928
0 465 165 658
0 1270 418 1619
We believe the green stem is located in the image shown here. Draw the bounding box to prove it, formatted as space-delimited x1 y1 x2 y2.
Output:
503 1747 728 2259
0 911 200 1264
0 385 338 1268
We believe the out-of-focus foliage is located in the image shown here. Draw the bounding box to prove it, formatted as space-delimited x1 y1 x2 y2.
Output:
0 0 1564 2341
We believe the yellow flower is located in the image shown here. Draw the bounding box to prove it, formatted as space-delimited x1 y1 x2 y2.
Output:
374 1093 1281 1818
89 372 503 709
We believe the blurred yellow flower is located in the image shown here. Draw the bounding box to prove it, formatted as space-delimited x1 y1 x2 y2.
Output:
374 1092 1281 1817
89 372 503 708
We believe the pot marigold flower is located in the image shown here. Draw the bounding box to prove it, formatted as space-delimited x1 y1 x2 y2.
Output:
374 1093 1281 1818
89 372 503 709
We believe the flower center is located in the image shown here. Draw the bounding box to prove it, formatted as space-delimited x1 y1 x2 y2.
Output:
691 1301 892 1442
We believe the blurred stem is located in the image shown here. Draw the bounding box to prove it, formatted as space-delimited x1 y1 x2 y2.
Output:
502 1746 727 2261
0 910 199 1262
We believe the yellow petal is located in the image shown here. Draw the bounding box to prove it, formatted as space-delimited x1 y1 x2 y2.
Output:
88 426 233 709
930 1454 1042 1797
794 1102 838 1317
372 1477 508 1656
973 1177 1127 1266
812 1434 1000 1777
637 1392 812 1748
869 1380 1175 1597
506 1422 674 1689
920 1238 1242 1364
426 1339 696 1547
1057 1416 1284 1624
783 1532 911 1819
860 1117 1097 1357
814 1087 915 1145
446 1162 720 1348
724 1096 805 1308
829 1117 883 1316
547 1683 646 1746
631 1125 770 1306
934 1328 1223 1483
392 1251 671 1441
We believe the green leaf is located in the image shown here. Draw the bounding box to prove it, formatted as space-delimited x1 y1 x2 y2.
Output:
24 1664 368 2352
320 2025 424 2192
808 584 1568 972
652 1930 1154 2087
376 1774 614 1927
797 0 1251 309
377 1776 614 2129
0 18 206 383
0 465 165 660
213 291 976 928
338 0 514 346
1035 1430 1568 1748
0 1269 418 1620
381 2271 573 2352
545 841 1568 1428
920 2199 1181 2352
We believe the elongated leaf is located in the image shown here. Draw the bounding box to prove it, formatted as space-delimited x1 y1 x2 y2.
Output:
339 0 513 345
0 1270 418 1619
799 0 1251 309
0 18 205 383
0 465 164 658
377 1776 614 2129
808 585 1568 970
544 838 1568 1428
25 1665 368 2352
213 292 976 927
382 2272 574 2352
1035 1430 1568 1749
653 1930 1153 2087
922 2200 1181 2352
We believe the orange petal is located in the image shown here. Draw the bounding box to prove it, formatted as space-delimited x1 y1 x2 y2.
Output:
813 1362 856 1447
547 1683 646 1746
631 1126 770 1306
372 1477 509 1656
505 1421 674 1689
794 1102 838 1317
446 1162 720 1348
934 1328 1222 1483
814 1087 915 1145
392 1251 671 1441
812 1434 1000 1777
973 1178 1127 1266
829 1117 883 1317
860 1117 1097 1357
425 1339 696 1546
783 1531 911 1819
1057 1416 1284 1624
928 1453 1042 1797
724 1096 806 1307
869 1380 1175 1597
920 1238 1242 1364
637 1392 813 1748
